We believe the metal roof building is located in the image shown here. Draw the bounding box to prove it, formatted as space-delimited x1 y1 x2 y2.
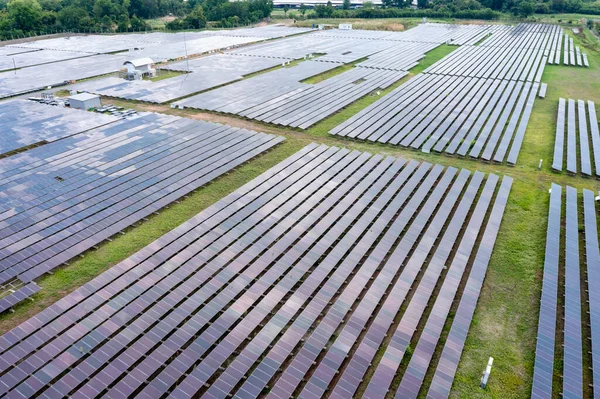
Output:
68 92 101 110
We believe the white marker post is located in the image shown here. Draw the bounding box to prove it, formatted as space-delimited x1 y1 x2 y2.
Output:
480 357 494 389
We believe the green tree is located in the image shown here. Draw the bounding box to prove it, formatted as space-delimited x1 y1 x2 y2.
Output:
551 0 565 11
417 0 428 8
7 0 42 31
282 4 289 15
517 0 535 16
185 4 206 28
58 5 87 29
130 14 148 30
93 0 119 19
343 0 350 9
299 3 307 14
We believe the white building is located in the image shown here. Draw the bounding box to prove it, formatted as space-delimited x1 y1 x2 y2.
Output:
69 93 101 110
123 58 156 80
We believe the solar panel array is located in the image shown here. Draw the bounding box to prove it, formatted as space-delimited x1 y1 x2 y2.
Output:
0 26 312 99
555 32 589 67
175 61 407 129
74 54 283 104
69 24 487 106
0 144 512 399
0 100 119 156
331 23 561 165
310 23 495 45
5 26 311 56
552 98 600 177
172 23 495 128
0 112 283 292
532 185 600 399
0 50 91 72
229 23 491 64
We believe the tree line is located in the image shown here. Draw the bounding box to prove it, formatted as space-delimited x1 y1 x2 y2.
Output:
299 0 600 20
165 0 273 29
0 0 272 40
0 0 598 42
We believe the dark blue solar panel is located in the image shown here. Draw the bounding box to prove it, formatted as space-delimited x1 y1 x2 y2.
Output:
531 183 561 398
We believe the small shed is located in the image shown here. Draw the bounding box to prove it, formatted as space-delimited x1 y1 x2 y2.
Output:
69 92 101 110
123 58 154 73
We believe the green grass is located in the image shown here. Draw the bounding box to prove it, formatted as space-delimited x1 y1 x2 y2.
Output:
147 69 188 82
2 23 600 399
534 12 600 24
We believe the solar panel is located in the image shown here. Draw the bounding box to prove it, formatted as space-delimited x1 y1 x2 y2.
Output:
328 23 563 165
583 189 600 397
552 98 600 177
588 101 600 177
0 100 119 156
531 184 600 398
174 62 407 130
397 174 500 398
552 98 566 171
578 100 592 175
0 282 40 314
427 176 513 398
531 184 561 398
567 99 577 173
0 113 283 287
0 145 514 399
563 186 583 398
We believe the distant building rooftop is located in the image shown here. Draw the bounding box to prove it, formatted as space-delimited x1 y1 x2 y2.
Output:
68 92 99 101
124 58 154 68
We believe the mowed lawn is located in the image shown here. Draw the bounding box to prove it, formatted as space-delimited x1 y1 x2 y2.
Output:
1 23 599 399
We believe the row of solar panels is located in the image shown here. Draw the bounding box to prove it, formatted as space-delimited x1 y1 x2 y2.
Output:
0 283 40 314
329 23 560 165
230 23 493 63
424 43 548 81
356 41 438 71
561 33 589 67
532 185 600 398
331 74 538 165
0 26 313 99
0 112 283 297
552 98 600 177
0 144 512 399
0 100 119 156
176 63 407 130
480 23 559 49
424 24 557 81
